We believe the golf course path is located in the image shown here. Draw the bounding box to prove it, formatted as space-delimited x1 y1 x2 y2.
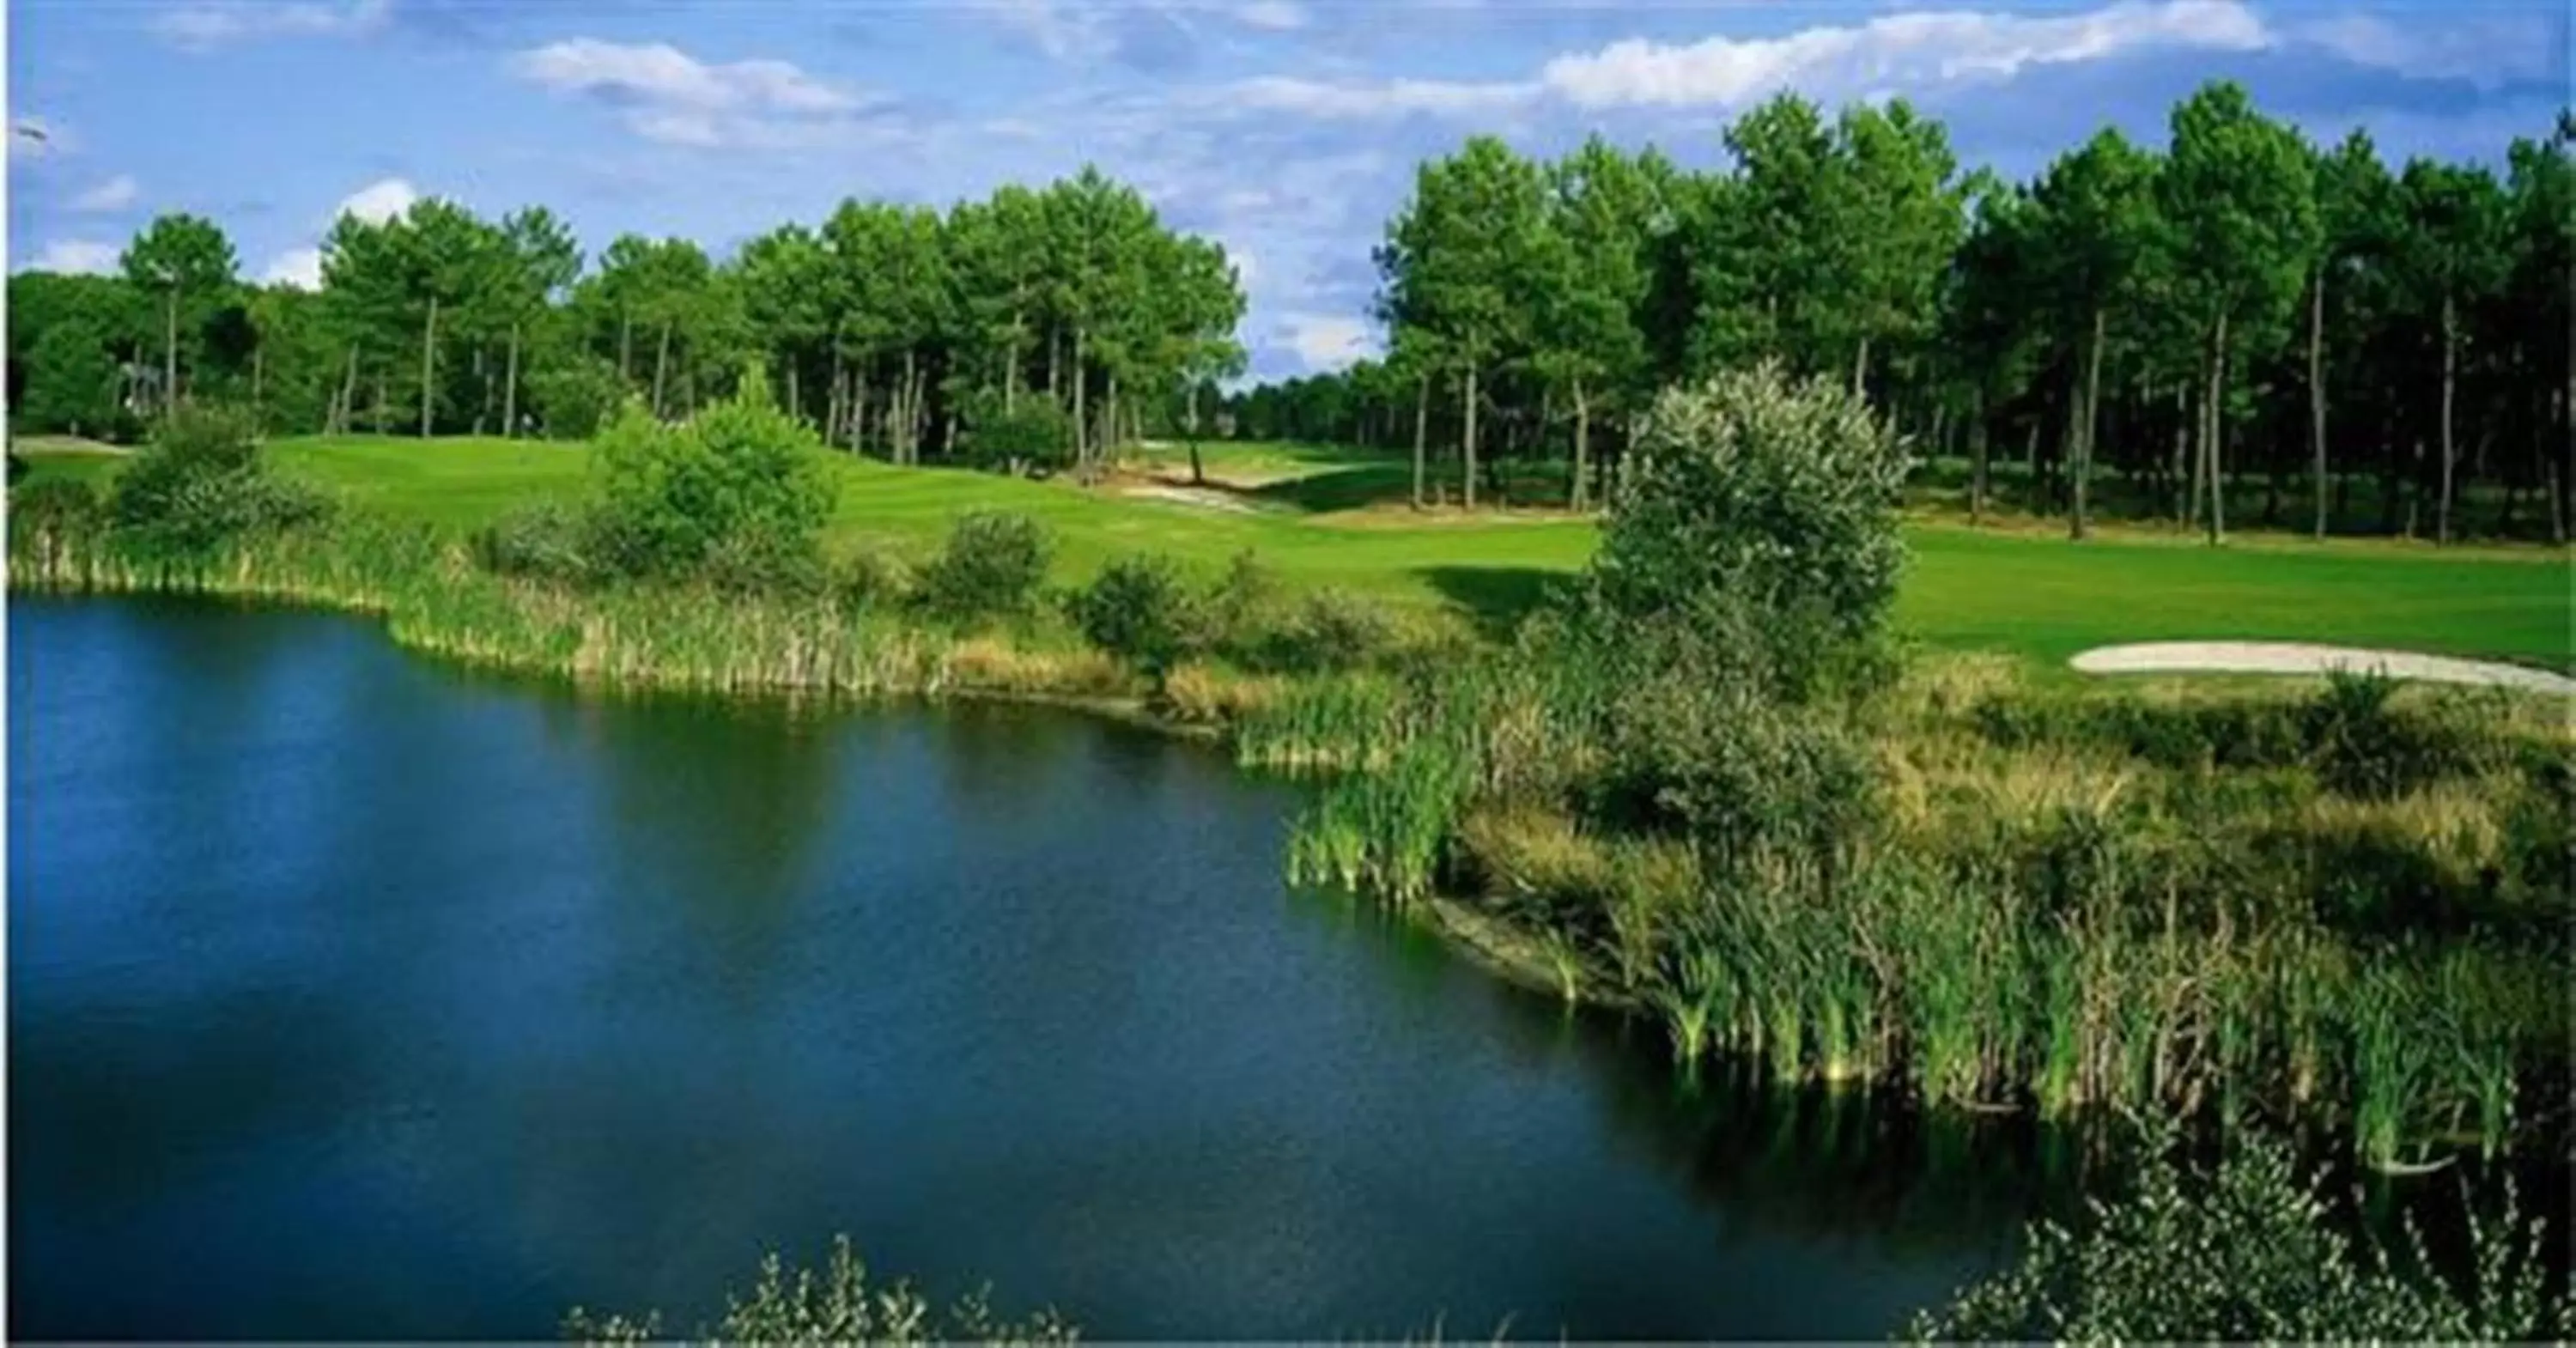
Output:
2071 641 2576 695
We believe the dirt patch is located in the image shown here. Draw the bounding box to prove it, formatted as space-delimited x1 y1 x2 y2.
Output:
2070 641 2574 695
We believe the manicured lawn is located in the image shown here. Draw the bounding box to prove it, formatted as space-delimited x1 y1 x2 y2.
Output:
17 435 2569 668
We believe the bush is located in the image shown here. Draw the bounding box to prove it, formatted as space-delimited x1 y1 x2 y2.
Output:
1909 1122 2565 1341
918 510 1052 619
959 398 1074 474
1246 586 1401 673
471 501 595 584
1068 553 1203 676
524 356 626 441
110 405 331 556
585 370 835 591
829 543 915 614
1581 363 1907 695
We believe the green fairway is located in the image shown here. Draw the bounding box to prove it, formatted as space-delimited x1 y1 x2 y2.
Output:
16 435 2568 667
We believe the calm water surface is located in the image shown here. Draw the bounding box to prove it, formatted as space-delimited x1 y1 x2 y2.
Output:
10 596 2075 1340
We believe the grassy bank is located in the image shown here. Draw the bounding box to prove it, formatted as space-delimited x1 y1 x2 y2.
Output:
19 436 2572 668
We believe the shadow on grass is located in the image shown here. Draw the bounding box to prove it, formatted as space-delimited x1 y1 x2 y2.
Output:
1251 464 1415 513
1416 565 1564 641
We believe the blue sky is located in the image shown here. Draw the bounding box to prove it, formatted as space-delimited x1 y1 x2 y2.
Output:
8 0 2567 379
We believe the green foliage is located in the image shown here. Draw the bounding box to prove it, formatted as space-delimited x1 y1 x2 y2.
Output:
563 1235 1076 1345
1066 552 1201 675
962 398 1075 472
585 373 835 591
109 405 330 555
1909 1123 2566 1342
1585 363 1909 689
525 357 626 441
17 319 127 436
918 510 1053 619
471 500 596 584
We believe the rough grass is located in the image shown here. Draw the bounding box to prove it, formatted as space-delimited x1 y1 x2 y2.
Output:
16 436 2569 667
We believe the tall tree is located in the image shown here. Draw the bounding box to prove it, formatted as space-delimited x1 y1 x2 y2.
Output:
2392 158 2510 543
118 213 238 419
2030 127 2161 539
2160 81 2318 543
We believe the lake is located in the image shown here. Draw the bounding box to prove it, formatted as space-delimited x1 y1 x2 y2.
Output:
9 596 2069 1339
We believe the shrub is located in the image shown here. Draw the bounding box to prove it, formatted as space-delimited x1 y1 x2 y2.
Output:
1580 362 1908 695
1068 552 1203 676
524 356 626 441
1250 587 1400 673
563 1235 1075 1345
471 501 595 584
1909 1122 2565 1342
918 510 1052 619
109 404 331 556
10 475 102 546
829 543 915 614
585 369 835 591
959 397 1074 474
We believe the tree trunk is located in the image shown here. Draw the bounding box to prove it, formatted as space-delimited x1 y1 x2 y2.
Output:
854 361 870 455
1186 381 1204 485
1072 326 1088 475
1005 312 1022 414
1048 325 1063 409
163 288 179 419
2437 294 2458 545
1571 378 1592 512
374 371 388 435
786 360 799 427
1969 386 1989 524
418 294 440 439
2074 306 2104 541
619 312 634 385
1851 334 1870 400
472 344 489 437
2170 383 2190 523
2203 311 2228 545
902 348 920 465
504 323 522 439
1413 372 1430 511
1105 368 1121 467
651 320 672 420
334 344 360 434
2309 267 2328 538
1461 363 1480 512
251 342 264 433
828 349 846 445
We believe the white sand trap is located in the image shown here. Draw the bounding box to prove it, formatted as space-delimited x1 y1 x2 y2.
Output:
2071 641 2575 695
1123 484 1260 514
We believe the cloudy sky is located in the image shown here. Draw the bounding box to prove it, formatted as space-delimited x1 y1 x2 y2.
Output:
7 0 2566 379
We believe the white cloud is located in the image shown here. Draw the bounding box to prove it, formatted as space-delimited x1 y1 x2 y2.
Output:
337 177 420 225
69 174 140 213
1540 0 2269 109
508 38 875 148
1226 74 1539 119
1236 1 1309 31
26 240 121 276
2293 11 2561 88
1280 313 1375 372
262 246 325 289
1218 0 2272 121
150 0 391 52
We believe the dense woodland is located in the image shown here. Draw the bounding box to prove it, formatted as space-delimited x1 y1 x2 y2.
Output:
1224 82 2575 543
5 167 1244 473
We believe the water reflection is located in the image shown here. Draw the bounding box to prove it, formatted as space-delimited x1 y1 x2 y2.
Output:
13 598 2070 1341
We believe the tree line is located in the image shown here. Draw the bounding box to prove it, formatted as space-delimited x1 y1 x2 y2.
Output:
1221 82 2573 543
7 167 1246 473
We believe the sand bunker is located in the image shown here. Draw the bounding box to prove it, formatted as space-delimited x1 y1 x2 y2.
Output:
2069 641 2573 695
